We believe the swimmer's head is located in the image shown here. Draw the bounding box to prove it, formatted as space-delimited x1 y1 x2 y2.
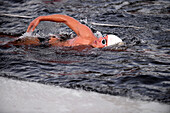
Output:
93 35 123 48
105 35 123 46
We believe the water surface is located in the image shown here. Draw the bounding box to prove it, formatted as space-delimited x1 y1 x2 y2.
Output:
0 0 170 104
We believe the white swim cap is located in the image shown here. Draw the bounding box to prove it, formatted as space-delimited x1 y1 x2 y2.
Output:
107 35 123 46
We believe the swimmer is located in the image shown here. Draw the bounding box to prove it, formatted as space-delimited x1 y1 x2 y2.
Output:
6 14 123 48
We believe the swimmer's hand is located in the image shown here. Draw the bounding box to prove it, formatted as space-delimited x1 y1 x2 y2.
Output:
27 17 41 32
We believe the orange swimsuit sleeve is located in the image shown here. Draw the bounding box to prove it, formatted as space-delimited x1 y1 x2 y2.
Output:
27 14 82 36
26 14 96 46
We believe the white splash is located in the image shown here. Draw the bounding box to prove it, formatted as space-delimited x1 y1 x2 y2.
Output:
94 31 103 38
18 32 40 40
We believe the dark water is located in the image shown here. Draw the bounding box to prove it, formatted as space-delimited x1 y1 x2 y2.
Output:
0 0 170 104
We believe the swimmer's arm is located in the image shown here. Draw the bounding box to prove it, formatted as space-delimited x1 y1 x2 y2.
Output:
27 14 84 36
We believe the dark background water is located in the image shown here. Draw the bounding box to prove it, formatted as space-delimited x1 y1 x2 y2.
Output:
0 0 170 104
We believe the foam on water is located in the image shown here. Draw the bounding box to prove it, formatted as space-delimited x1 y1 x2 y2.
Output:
18 32 36 39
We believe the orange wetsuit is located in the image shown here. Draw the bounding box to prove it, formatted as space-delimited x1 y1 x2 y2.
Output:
26 14 106 48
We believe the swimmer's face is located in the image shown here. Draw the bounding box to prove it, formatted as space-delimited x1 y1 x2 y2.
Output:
93 35 108 48
92 35 123 48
